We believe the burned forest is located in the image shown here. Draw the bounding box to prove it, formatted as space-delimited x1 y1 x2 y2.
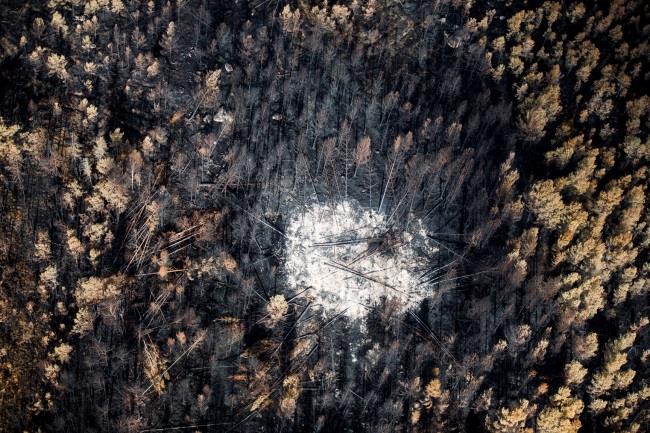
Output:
0 0 649 432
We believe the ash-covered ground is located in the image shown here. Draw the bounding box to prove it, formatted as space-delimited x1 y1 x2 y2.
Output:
283 199 438 320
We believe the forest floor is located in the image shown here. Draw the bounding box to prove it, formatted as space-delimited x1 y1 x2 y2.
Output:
282 198 438 320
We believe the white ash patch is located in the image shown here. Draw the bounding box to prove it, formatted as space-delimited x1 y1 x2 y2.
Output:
283 200 437 320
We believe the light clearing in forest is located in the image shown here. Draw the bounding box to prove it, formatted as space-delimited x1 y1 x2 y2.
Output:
284 200 438 320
